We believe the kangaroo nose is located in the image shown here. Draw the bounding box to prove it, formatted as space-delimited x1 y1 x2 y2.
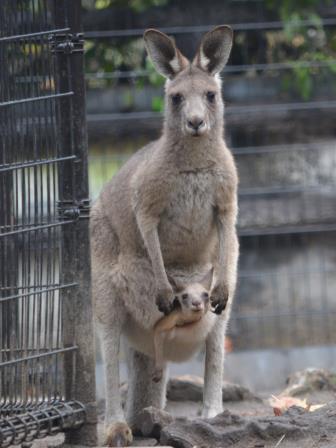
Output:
187 118 204 131
192 300 202 309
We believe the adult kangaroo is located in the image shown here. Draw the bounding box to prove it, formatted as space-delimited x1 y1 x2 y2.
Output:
91 25 239 447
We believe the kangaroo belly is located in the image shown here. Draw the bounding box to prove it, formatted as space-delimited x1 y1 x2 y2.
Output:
123 312 216 362
159 173 217 265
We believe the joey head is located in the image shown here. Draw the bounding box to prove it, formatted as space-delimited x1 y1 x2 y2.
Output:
152 269 213 382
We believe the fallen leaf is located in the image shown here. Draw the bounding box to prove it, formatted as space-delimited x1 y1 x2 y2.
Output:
269 395 308 415
309 403 326 412
269 395 326 415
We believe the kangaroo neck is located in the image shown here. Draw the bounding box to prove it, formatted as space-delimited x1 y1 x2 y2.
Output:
162 129 223 165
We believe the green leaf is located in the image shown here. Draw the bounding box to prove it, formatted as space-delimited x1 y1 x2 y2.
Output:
151 96 164 112
95 0 112 9
130 0 168 12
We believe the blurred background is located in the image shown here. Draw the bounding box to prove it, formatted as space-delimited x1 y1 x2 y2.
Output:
82 0 336 394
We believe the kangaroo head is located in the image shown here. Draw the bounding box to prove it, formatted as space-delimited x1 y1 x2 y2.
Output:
144 26 233 138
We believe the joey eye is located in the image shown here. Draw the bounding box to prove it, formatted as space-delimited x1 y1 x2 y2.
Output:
173 297 180 309
171 93 183 106
182 293 188 300
206 91 216 103
202 292 209 299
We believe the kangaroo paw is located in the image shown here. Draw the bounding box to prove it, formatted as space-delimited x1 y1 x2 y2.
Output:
152 367 163 383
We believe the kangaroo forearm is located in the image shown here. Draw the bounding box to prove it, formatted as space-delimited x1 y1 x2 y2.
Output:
216 214 237 284
141 225 169 287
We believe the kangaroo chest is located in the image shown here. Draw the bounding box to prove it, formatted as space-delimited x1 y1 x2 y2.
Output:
158 171 217 262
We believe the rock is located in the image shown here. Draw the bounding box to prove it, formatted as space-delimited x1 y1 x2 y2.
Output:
131 436 159 446
282 368 336 397
167 375 203 402
133 406 174 439
167 375 260 402
160 401 336 448
222 380 261 402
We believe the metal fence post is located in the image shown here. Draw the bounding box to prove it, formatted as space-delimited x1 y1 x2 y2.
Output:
54 1 97 445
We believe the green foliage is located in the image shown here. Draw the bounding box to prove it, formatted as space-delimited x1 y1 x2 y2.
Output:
82 0 168 12
291 64 313 100
134 59 165 111
151 96 164 112
83 0 168 111
84 0 336 105
265 0 332 22
265 0 336 100
136 58 165 88
95 0 112 9
129 0 168 13
282 12 322 40
146 59 166 87
85 37 144 85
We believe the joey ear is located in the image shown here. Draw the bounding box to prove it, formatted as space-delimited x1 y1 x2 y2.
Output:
144 29 189 79
193 25 233 75
167 274 185 293
199 267 214 291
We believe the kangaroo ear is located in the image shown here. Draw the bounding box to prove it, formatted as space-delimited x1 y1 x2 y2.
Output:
199 267 214 291
193 25 233 75
167 274 185 293
144 29 189 79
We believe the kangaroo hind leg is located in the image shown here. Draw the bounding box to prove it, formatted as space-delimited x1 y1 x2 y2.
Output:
125 344 168 427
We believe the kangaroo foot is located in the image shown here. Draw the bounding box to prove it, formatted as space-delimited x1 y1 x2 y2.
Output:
105 422 133 447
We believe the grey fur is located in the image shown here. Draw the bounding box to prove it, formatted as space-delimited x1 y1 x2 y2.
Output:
91 25 239 445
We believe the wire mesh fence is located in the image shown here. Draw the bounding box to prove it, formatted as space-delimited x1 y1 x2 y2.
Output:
0 1 96 445
85 8 336 353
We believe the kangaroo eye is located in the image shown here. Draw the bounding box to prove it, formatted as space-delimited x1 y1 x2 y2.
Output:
202 292 209 298
182 293 188 300
171 93 183 106
206 91 215 103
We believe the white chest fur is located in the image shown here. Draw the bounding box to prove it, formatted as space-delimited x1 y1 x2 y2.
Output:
158 170 217 263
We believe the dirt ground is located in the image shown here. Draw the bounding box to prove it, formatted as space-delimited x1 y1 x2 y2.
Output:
128 369 336 448
162 394 336 448
27 368 336 448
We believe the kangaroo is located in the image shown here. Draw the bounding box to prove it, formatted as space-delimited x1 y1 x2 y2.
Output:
91 25 239 447
152 269 213 383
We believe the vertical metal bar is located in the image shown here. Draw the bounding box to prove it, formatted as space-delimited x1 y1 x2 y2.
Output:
53 1 97 445
0 1 19 411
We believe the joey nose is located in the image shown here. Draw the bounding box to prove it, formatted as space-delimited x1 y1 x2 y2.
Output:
192 300 202 310
187 117 204 131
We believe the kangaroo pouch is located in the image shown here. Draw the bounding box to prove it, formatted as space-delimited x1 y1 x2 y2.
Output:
123 311 217 362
